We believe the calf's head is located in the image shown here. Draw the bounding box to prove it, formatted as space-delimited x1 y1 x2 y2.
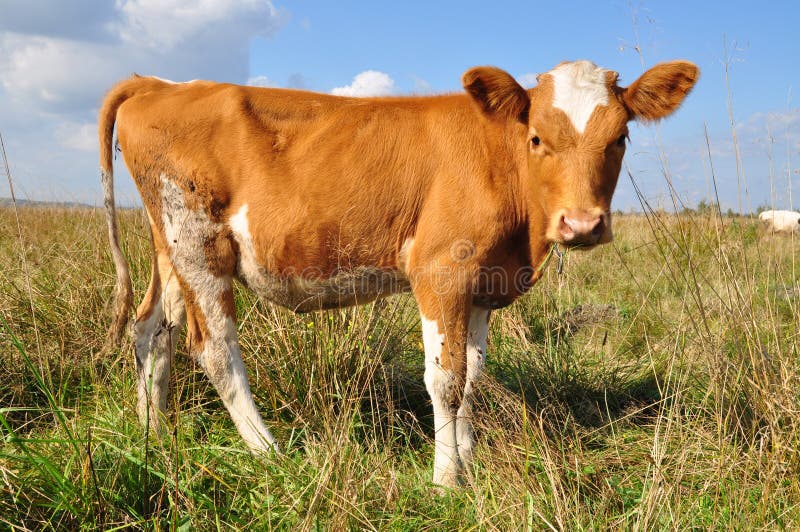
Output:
463 60 699 248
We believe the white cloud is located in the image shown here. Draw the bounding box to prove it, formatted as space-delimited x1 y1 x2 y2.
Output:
730 108 800 159
412 75 431 94
286 73 308 89
736 109 800 139
114 0 282 50
55 121 97 152
332 70 394 97
0 33 120 112
0 1 284 113
247 75 273 87
0 2 117 41
516 73 539 88
0 0 285 204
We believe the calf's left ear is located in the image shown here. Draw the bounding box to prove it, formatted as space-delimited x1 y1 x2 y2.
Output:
463 66 529 123
622 61 699 121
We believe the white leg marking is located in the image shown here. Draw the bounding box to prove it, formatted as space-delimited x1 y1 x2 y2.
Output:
456 307 490 471
550 60 610 134
160 177 278 453
133 280 185 433
195 312 278 452
422 313 460 487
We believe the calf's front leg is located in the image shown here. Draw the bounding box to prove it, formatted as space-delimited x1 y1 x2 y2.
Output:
420 313 461 487
417 287 478 487
455 307 490 473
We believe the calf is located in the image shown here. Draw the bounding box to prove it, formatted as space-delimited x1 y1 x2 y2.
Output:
99 59 698 487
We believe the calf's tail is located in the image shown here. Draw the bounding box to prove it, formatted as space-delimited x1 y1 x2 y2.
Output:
98 77 141 352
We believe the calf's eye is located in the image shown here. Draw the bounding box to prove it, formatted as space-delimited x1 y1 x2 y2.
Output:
531 136 541 147
616 134 627 147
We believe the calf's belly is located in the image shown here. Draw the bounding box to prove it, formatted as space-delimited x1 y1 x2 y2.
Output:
236 261 411 313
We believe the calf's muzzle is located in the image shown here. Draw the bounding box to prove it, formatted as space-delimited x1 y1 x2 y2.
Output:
558 209 609 247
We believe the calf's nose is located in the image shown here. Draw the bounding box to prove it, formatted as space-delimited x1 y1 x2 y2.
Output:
559 210 604 245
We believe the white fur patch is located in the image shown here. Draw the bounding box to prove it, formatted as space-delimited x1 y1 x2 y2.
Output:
421 313 460 486
229 204 250 238
152 76 198 84
229 204 262 284
398 237 414 274
550 61 610 134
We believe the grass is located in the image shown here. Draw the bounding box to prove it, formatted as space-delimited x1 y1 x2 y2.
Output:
0 202 798 530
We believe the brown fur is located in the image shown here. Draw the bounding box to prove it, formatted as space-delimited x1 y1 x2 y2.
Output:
181 279 209 354
203 229 238 277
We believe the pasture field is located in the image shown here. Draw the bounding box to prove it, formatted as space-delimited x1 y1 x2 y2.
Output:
0 205 799 529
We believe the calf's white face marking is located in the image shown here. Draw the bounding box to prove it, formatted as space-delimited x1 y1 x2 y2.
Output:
550 60 610 134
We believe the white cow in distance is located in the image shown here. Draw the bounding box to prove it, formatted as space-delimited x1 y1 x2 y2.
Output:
759 210 800 233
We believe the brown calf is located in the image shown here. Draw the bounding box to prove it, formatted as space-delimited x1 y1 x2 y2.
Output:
99 59 698 487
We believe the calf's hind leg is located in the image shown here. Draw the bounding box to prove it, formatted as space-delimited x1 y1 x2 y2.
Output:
159 175 277 452
133 252 185 433
182 279 279 452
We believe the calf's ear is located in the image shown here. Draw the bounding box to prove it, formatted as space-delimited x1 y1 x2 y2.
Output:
622 60 699 121
463 66 529 123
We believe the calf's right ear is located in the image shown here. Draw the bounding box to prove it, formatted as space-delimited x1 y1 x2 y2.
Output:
463 66 529 123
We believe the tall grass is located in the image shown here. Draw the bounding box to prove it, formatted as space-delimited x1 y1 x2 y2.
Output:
1 199 798 529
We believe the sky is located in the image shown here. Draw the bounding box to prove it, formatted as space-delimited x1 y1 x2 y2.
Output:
0 0 798 212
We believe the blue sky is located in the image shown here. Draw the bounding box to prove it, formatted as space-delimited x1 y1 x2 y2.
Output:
1 1 798 212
